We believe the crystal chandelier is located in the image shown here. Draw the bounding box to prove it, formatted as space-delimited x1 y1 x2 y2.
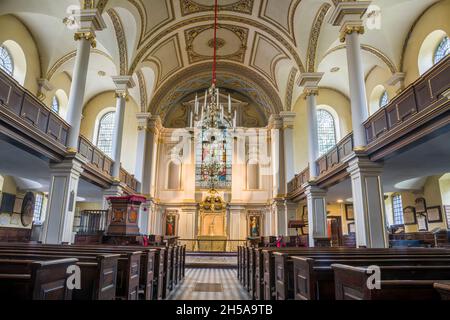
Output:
190 0 236 190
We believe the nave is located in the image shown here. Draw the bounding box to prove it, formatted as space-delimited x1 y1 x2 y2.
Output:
167 268 250 301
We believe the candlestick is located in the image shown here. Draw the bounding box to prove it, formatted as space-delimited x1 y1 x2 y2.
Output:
228 94 231 114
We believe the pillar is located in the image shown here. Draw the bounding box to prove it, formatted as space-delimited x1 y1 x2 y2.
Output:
111 76 135 179
280 112 296 184
66 9 106 151
141 116 162 198
347 152 388 248
134 113 152 192
41 154 86 244
305 184 328 247
298 73 324 178
329 1 371 149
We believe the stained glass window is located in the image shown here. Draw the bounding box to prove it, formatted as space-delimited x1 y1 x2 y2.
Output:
51 95 60 114
96 111 115 157
0 46 13 76
379 90 389 108
392 194 404 225
434 36 449 64
33 193 44 224
317 109 337 156
195 127 232 189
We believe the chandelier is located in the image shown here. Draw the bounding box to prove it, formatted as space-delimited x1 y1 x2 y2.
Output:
190 0 236 190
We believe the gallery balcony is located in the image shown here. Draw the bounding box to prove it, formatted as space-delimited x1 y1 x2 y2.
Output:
288 55 450 201
0 69 139 194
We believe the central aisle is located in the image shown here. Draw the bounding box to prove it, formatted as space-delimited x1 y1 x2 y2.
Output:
167 268 251 300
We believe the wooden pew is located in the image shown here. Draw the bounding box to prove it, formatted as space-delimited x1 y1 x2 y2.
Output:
0 252 119 300
292 254 450 301
0 243 171 300
332 264 450 300
0 247 136 299
434 281 450 300
259 247 450 300
0 258 77 300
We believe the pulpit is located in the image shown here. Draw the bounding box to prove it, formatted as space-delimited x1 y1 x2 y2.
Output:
103 195 146 245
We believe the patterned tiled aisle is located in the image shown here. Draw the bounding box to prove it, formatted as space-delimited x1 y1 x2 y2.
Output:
167 268 251 300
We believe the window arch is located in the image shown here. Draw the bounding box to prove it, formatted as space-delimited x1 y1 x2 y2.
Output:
96 111 115 157
392 194 404 225
434 36 449 64
379 90 389 108
0 45 13 76
51 95 60 114
317 109 337 156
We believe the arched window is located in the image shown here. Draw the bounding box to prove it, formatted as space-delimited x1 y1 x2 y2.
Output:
167 160 181 190
392 194 404 225
317 109 337 156
96 111 115 157
379 90 389 108
33 193 44 224
434 36 449 64
247 160 260 190
51 95 60 114
0 45 13 76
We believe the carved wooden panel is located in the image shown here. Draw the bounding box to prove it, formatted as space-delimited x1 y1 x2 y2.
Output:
47 115 62 140
396 88 417 122
386 104 398 129
429 60 449 99
37 108 50 133
372 111 388 138
21 95 39 125
0 76 11 105
318 157 327 175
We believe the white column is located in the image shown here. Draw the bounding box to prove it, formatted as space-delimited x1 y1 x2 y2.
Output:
329 1 371 149
41 154 86 244
298 73 323 178
135 113 152 192
142 116 161 197
285 201 298 236
280 112 296 184
269 116 283 198
111 76 135 179
347 153 388 248
66 9 106 151
305 184 327 247
229 205 246 240
138 202 150 235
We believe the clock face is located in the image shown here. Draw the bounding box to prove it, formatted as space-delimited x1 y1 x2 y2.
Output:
21 192 35 227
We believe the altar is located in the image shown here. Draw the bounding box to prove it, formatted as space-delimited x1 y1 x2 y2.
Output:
196 190 228 252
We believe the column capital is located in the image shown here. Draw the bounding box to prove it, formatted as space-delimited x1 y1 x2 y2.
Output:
329 1 370 42
72 9 107 48
304 183 327 198
279 111 296 129
36 78 54 101
346 151 383 176
297 72 323 89
148 115 163 134
136 112 152 131
268 114 283 130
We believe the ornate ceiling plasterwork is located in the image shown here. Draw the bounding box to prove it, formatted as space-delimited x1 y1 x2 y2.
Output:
136 70 147 112
258 0 302 45
180 0 254 16
144 34 184 87
129 14 305 77
323 44 398 74
107 8 128 75
306 3 331 72
285 67 298 111
149 61 284 117
185 24 248 64
250 32 289 89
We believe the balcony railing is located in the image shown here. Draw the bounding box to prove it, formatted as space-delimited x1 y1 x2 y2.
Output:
0 68 139 193
364 55 449 146
0 69 69 148
288 55 449 197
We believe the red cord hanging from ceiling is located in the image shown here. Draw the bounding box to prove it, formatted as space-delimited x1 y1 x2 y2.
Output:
212 0 219 86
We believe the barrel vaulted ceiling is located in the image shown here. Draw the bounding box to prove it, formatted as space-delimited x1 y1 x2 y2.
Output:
0 0 442 116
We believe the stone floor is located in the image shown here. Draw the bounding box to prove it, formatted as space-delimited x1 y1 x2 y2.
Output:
185 254 237 268
167 268 251 300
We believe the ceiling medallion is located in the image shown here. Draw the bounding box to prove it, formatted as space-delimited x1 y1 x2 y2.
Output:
208 38 226 49
180 0 254 16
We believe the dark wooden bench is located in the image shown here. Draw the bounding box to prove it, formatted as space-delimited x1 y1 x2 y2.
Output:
0 258 77 300
332 264 450 300
434 281 450 300
292 254 450 300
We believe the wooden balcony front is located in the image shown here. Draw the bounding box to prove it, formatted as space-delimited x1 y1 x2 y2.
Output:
0 69 139 193
288 56 450 200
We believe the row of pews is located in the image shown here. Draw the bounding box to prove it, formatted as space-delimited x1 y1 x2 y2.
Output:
0 242 185 300
238 246 450 300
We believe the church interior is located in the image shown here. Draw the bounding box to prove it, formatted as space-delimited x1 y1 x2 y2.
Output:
0 0 449 302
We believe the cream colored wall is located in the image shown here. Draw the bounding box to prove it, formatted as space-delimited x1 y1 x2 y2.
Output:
44 72 72 121
439 174 450 205
365 66 397 115
386 175 448 232
80 91 139 174
292 88 352 173
0 14 41 94
402 0 450 86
